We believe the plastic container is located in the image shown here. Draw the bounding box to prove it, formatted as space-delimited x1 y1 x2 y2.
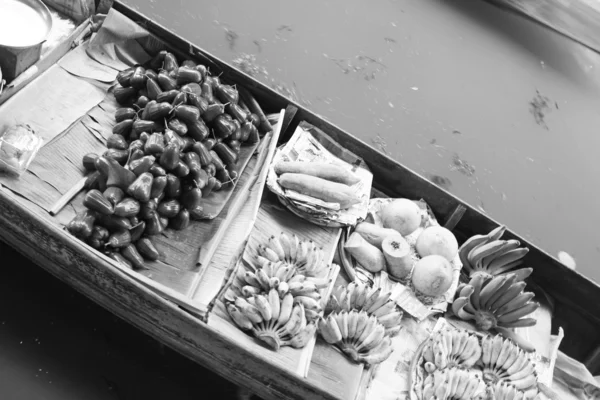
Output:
0 123 43 176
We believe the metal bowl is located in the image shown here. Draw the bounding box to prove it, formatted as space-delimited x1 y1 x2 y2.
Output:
0 0 53 48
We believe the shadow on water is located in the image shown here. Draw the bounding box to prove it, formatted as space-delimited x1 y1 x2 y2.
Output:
440 0 600 91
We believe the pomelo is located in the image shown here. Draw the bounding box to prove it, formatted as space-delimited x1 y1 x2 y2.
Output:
411 255 453 297
415 226 458 261
380 199 421 236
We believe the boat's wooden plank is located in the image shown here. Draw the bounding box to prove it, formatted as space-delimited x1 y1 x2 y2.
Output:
307 338 364 400
483 0 600 55
0 181 337 400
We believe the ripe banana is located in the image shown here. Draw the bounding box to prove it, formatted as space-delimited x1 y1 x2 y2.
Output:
452 273 538 331
227 291 313 351
459 226 532 282
317 310 392 365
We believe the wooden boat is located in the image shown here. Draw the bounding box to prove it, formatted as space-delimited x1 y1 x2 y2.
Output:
0 2 598 399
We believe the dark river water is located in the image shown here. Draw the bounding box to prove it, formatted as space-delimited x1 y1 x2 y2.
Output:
126 0 600 282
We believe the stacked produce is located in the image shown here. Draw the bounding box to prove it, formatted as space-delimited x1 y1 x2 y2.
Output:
328 281 403 336
318 310 394 365
273 160 362 210
459 225 532 282
345 198 458 300
224 232 331 349
413 327 542 400
452 226 539 352
315 281 399 365
67 51 265 269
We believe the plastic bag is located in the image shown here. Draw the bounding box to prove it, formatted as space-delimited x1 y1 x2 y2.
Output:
0 124 43 177
41 0 95 23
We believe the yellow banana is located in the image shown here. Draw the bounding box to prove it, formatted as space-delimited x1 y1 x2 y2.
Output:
294 295 322 311
254 294 272 321
479 275 508 310
339 311 349 339
269 276 280 289
510 372 537 391
496 335 513 371
304 308 321 321
277 293 294 326
255 268 271 291
244 271 261 288
497 302 540 324
468 240 509 268
362 287 381 311
226 303 253 330
279 304 305 337
278 232 293 262
235 297 263 324
277 281 289 297
268 289 280 322
459 234 489 272
485 274 517 311
347 310 358 338
490 281 527 311
318 315 341 344
268 235 286 261
495 293 535 317
288 233 299 262
295 240 308 266
501 344 521 372
354 283 368 309
260 245 281 263
378 311 402 329
358 336 393 365
242 285 261 297
289 323 316 349
356 316 378 345
366 290 392 314
372 300 397 318
490 334 504 367
354 311 370 339
357 323 385 352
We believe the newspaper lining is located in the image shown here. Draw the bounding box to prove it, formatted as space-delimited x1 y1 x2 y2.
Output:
266 126 373 226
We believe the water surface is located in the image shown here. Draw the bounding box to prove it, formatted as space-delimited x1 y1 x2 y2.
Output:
126 0 600 282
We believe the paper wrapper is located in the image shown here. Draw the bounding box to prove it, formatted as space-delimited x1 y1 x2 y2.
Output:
365 317 563 400
266 125 373 227
351 198 462 321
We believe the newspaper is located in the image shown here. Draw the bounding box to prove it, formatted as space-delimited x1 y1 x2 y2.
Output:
266 125 373 226
352 198 462 321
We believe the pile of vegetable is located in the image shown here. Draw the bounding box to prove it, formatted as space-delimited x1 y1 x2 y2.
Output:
67 51 267 269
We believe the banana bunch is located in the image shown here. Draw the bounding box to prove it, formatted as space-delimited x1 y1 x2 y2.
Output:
318 310 394 365
490 381 543 400
255 232 327 277
226 289 316 351
422 329 482 371
452 273 539 331
481 335 538 393
459 225 533 282
329 282 403 335
421 367 486 400
233 261 330 295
